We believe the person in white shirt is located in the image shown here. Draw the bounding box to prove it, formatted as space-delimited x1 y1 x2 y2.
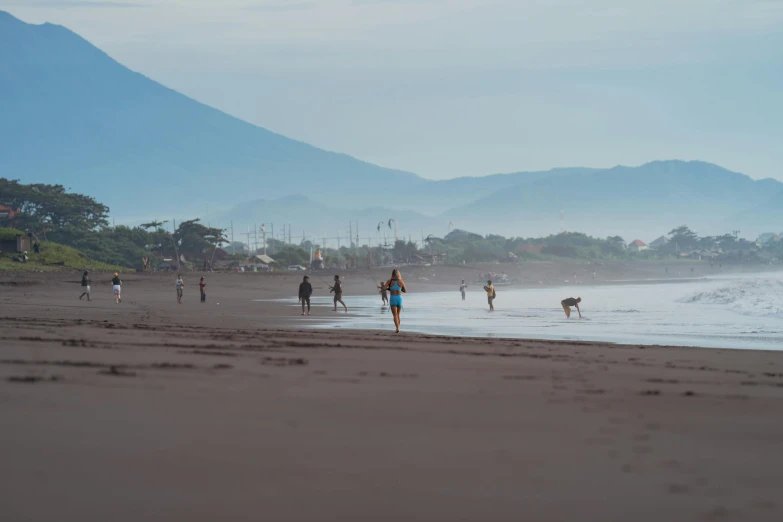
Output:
176 274 185 304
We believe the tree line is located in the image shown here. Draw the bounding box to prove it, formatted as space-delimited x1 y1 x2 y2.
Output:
2 179 780 270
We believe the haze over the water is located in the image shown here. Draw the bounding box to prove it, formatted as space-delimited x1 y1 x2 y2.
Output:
6 0 783 181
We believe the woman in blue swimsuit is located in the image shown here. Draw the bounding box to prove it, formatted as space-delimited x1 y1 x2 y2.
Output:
383 269 407 333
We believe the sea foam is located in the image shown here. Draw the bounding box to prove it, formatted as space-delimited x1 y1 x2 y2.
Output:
683 279 783 318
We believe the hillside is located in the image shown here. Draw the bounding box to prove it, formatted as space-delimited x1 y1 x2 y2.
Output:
3 10 782 240
0 230 127 272
0 11 427 220
442 161 783 239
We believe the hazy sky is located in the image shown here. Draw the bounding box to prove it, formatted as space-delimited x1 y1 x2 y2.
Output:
5 0 783 180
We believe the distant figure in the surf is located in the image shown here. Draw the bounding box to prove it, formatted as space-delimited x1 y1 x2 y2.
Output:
383 269 407 333
299 275 313 315
460 280 467 301
483 280 495 311
561 297 582 318
330 275 348 312
378 281 389 306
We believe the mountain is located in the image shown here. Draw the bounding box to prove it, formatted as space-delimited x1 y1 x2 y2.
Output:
442 161 783 239
0 11 427 219
2 10 781 241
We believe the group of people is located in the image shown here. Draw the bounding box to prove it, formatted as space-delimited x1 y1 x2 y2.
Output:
174 274 208 304
78 271 123 303
299 271 408 333
78 272 209 305
77 269 582 330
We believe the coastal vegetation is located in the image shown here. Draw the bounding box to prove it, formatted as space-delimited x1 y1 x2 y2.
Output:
2 179 781 271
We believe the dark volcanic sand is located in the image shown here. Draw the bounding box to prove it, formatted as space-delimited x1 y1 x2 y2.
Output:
1 265 782 521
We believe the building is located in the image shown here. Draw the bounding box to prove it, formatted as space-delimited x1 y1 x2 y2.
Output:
648 236 668 250
628 239 648 252
0 204 18 221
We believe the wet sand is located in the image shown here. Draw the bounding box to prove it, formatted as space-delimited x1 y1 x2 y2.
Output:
1 266 782 521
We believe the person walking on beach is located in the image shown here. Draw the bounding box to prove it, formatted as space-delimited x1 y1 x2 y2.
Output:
111 272 122 304
199 277 206 303
299 275 313 315
383 269 407 333
460 280 467 301
79 271 91 301
330 275 348 312
175 273 185 304
561 297 582 318
484 280 496 311
378 281 389 306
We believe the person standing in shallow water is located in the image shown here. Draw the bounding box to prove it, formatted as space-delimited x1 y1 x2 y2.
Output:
483 280 495 311
378 281 389 306
383 269 407 333
561 297 582 318
460 280 467 301
111 272 122 304
175 274 185 304
299 275 313 315
330 275 348 312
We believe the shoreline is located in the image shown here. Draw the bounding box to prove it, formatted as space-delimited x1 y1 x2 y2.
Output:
2 311 783 521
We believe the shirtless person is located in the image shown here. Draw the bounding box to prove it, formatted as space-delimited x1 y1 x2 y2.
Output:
330 275 348 312
378 281 389 306
561 297 582 318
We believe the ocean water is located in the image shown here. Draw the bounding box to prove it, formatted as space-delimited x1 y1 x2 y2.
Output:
299 272 783 350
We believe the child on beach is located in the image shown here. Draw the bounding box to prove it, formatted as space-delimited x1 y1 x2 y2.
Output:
199 277 206 303
111 272 122 304
378 281 389 306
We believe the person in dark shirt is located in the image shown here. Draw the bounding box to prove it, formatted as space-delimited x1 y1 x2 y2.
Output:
561 297 582 318
79 271 91 301
298 275 313 315
111 272 122 304
330 275 348 312
199 277 206 303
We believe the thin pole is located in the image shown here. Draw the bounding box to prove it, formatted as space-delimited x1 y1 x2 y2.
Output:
231 221 235 255
271 223 274 254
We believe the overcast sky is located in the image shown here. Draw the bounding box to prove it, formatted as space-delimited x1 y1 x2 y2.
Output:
5 0 783 180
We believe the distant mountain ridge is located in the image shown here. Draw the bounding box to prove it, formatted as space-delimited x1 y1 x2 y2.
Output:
2 10 781 240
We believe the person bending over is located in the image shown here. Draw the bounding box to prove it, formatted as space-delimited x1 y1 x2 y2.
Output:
561 297 582 318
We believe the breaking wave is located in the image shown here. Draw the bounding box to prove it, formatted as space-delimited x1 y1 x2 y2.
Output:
682 279 783 318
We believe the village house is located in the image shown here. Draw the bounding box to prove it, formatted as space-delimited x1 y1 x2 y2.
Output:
628 239 648 252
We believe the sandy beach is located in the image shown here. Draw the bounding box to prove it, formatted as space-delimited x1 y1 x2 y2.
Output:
1 264 782 521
